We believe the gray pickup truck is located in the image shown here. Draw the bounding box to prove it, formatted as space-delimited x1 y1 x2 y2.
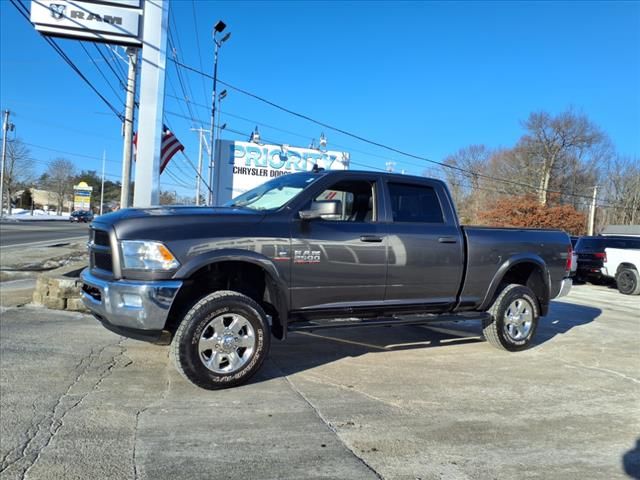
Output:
81 170 572 389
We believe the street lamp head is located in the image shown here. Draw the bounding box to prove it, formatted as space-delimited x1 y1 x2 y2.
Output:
220 32 231 44
214 20 226 34
219 90 228 101
319 132 327 148
250 126 260 144
220 123 227 130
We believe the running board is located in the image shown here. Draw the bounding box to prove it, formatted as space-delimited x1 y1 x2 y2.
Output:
287 312 491 332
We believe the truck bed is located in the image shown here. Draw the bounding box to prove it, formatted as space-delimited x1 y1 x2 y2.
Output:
457 226 570 312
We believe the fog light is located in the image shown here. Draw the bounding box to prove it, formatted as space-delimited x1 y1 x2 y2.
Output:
121 293 142 308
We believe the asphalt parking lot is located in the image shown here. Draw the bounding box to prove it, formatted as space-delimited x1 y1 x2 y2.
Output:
1 283 639 480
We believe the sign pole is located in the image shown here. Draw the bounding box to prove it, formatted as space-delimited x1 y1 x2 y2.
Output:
133 0 169 207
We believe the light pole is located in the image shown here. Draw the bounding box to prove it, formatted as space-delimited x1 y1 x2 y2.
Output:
208 21 231 206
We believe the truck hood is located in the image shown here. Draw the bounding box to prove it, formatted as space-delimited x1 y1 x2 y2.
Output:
96 205 260 222
92 206 266 241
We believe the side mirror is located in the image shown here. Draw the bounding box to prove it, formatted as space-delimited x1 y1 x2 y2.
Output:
299 200 341 220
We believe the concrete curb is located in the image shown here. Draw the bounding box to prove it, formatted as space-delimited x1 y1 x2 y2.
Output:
32 262 88 312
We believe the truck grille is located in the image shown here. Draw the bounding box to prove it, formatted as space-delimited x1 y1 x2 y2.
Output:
93 229 110 247
89 228 114 274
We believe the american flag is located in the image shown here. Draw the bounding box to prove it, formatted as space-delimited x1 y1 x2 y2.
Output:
133 125 184 173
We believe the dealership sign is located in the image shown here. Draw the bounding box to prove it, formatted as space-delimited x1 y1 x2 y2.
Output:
213 140 350 205
73 181 93 211
30 0 142 46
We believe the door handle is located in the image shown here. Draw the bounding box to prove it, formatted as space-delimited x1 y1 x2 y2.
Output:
360 235 383 243
438 236 458 244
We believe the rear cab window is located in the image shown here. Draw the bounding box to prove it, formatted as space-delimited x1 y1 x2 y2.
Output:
387 182 444 223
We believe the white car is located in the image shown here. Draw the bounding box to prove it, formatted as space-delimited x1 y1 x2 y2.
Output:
603 248 640 295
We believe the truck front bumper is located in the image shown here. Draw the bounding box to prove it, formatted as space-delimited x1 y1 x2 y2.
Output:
80 268 182 338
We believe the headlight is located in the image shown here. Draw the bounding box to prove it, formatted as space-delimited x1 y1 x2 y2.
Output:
121 241 180 270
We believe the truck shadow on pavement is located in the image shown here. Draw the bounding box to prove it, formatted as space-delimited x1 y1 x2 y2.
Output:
534 301 602 345
250 302 602 384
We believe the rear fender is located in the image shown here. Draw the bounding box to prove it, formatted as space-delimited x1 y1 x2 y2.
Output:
480 254 551 315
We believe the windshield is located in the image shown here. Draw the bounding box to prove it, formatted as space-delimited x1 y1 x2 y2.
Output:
225 173 320 210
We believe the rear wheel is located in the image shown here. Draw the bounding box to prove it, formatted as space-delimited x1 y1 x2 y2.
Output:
171 290 271 389
616 268 640 295
483 284 539 351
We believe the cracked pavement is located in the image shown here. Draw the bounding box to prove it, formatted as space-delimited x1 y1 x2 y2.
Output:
1 284 639 479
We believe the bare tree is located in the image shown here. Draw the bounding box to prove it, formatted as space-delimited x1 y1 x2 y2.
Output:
600 156 640 226
3 139 34 214
520 109 607 205
45 158 76 215
159 190 177 205
442 145 492 223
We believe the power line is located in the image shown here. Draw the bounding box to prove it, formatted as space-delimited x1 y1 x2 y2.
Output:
220 124 632 212
10 0 123 121
169 57 614 204
93 43 126 88
105 45 128 80
79 42 124 104
167 28 204 128
28 157 191 190
190 0 210 108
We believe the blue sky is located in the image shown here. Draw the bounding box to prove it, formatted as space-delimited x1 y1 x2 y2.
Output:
1 0 639 198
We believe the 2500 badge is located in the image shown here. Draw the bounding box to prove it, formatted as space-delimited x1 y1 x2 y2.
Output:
294 250 321 264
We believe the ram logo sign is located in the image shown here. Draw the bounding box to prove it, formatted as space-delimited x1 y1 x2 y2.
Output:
31 0 142 46
49 3 66 19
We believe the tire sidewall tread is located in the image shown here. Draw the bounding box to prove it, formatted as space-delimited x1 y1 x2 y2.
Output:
616 268 640 295
171 290 271 390
483 284 540 352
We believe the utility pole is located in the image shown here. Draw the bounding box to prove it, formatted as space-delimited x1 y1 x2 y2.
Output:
1 110 14 219
588 185 598 236
100 150 106 216
190 127 210 205
120 48 138 208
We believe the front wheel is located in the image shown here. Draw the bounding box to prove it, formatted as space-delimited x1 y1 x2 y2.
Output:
616 268 640 295
171 290 271 389
483 284 540 351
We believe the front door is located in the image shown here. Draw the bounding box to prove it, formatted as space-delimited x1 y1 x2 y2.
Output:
290 176 387 311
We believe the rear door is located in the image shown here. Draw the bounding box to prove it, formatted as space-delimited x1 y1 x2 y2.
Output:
382 180 464 310
289 175 388 311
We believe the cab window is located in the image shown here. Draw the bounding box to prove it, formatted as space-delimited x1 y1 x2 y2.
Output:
311 180 376 222
388 183 444 223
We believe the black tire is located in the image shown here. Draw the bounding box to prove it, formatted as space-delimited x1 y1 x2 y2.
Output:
171 290 271 390
616 268 640 295
483 284 540 352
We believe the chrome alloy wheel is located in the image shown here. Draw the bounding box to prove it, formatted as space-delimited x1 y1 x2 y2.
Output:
503 298 533 341
198 313 256 374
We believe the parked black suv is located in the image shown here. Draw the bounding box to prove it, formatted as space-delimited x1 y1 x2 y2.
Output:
574 236 640 282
